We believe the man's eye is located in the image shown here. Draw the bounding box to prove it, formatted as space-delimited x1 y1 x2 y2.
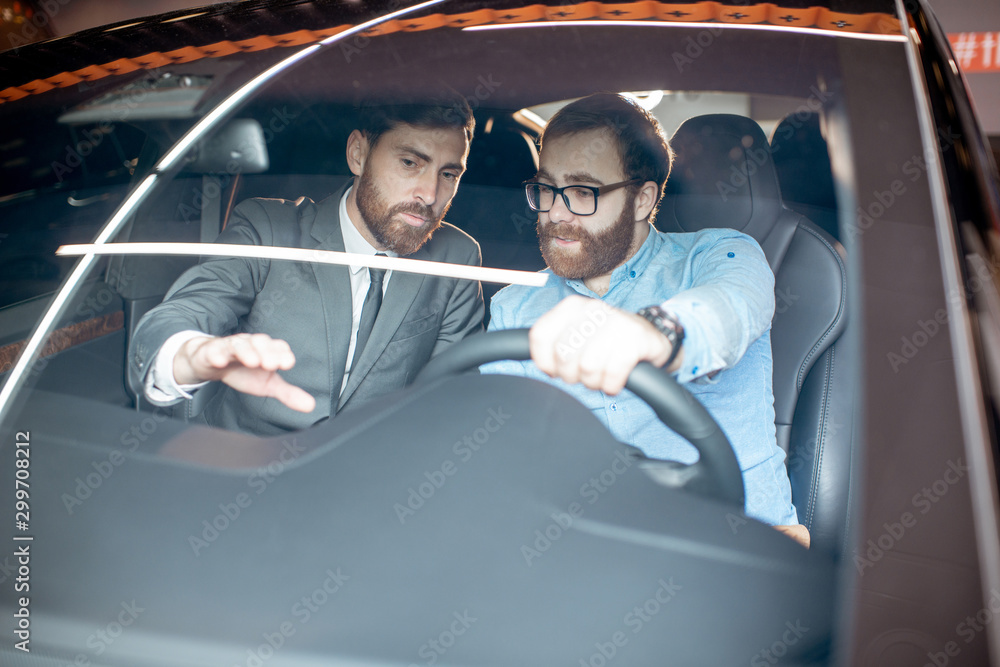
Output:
401 158 417 168
442 171 459 181
569 187 595 201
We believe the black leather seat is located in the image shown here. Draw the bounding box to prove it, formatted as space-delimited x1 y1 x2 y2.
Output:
770 111 839 241
658 114 853 557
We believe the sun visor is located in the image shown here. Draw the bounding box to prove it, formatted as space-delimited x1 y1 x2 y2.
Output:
57 72 215 124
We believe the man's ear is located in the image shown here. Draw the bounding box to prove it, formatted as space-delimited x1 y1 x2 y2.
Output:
633 181 660 222
346 130 369 177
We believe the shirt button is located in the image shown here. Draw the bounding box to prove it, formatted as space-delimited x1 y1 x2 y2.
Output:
610 403 618 411
629 270 636 278
727 252 735 258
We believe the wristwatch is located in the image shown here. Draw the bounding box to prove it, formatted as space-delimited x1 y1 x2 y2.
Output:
636 305 685 368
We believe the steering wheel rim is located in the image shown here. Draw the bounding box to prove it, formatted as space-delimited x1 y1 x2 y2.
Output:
416 328 745 508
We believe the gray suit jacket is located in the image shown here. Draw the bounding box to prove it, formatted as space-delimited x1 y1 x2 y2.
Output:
128 185 484 435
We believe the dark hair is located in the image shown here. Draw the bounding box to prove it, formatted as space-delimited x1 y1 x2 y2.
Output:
358 87 475 149
542 93 673 213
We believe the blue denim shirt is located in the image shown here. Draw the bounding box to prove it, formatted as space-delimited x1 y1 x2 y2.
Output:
483 225 797 526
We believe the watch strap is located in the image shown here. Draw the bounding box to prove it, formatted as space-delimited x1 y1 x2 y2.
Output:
636 305 685 368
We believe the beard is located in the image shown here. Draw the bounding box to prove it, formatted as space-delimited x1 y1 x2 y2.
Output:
355 169 447 256
537 194 637 280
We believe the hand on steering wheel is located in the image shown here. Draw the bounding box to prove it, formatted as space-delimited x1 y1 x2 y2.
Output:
416 329 744 509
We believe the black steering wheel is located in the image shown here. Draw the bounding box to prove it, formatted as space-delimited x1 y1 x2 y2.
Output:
416 329 745 508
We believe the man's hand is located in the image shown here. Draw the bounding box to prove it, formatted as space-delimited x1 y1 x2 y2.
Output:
774 524 811 548
173 333 316 413
529 295 680 395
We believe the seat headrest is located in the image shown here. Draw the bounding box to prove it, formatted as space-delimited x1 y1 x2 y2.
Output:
660 114 783 243
770 112 833 205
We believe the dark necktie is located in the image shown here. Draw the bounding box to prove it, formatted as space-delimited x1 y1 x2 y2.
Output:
351 255 387 374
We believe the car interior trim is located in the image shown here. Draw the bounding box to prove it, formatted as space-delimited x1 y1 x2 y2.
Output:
0 1 901 107
898 2 1000 659
0 172 156 423
0 311 123 374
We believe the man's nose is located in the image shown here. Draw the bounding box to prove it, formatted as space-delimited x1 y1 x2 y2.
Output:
547 191 574 223
412 171 438 207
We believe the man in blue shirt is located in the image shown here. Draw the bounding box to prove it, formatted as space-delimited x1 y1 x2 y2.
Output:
483 93 808 547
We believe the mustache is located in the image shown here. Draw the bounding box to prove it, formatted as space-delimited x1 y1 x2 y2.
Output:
539 222 588 242
390 201 437 222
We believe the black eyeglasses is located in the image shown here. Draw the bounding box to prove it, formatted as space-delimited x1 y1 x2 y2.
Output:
523 179 642 216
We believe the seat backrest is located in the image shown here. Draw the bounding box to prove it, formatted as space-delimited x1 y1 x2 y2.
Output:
658 114 853 557
446 115 543 324
770 111 839 241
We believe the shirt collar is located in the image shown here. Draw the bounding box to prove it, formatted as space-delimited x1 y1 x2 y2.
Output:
338 185 397 275
565 222 662 296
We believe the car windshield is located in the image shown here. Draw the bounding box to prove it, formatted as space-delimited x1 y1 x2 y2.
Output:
6 1 1000 665
0 4 897 416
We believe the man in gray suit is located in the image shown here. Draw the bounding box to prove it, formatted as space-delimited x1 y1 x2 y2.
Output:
128 95 483 435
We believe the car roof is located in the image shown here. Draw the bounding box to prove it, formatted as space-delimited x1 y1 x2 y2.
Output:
0 0 905 105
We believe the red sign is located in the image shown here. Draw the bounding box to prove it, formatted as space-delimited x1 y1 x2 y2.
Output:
948 32 1000 73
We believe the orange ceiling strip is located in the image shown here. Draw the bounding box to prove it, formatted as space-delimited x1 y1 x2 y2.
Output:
0 1 903 107
101 57 144 76
45 70 84 88
163 45 209 64
765 7 819 26
197 40 244 58
717 6 770 23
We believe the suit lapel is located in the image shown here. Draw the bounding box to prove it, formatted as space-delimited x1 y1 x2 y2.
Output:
308 187 352 415
338 246 428 409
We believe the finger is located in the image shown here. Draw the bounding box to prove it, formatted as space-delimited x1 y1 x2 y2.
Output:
528 324 557 376
248 335 296 371
530 295 592 376
576 334 615 392
229 335 263 368
550 336 582 386
599 346 641 395
203 338 240 369
266 375 317 413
